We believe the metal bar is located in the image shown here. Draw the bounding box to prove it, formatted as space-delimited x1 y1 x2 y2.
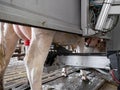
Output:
109 5 120 14
81 0 89 32
113 0 120 4
57 55 110 69
95 0 114 31
93 0 120 5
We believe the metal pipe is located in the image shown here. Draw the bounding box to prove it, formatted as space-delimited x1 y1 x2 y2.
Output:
95 0 114 31
93 0 120 5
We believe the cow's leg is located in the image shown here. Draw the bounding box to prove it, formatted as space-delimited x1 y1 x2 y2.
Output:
24 28 55 90
0 23 19 90
18 25 31 40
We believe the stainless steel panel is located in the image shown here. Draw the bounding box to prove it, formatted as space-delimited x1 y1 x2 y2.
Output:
57 55 110 69
0 0 82 34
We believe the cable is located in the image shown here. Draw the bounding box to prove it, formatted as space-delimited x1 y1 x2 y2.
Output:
110 69 120 84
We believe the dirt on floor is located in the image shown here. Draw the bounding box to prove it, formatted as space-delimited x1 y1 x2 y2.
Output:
98 83 117 90
4 58 118 90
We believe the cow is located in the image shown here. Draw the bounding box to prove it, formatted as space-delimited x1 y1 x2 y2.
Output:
0 23 19 90
0 22 105 90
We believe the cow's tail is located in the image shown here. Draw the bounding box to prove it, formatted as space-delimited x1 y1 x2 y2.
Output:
0 22 6 70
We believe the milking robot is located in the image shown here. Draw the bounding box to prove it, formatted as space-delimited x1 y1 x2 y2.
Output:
1 0 120 89
57 0 120 89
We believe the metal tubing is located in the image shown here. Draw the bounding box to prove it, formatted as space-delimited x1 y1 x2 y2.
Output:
93 0 120 5
95 0 114 31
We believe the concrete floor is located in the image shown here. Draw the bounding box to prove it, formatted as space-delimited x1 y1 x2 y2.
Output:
4 57 118 90
42 72 117 90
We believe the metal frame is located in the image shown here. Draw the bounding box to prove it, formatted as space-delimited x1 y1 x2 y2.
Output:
0 0 82 34
81 0 89 34
109 6 120 14
57 55 110 69
81 0 97 36
95 0 120 31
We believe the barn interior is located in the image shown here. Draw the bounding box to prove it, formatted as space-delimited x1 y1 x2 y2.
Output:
0 0 120 90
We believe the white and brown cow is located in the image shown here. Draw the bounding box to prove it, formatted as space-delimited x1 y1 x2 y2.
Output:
0 22 105 90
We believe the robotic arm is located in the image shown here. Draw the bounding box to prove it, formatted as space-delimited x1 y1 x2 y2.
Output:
82 0 120 36
95 0 120 32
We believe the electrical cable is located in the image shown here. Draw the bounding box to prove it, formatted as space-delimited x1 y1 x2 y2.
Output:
110 69 120 84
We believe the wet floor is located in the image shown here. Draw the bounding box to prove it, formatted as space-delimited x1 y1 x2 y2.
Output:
42 71 117 90
4 58 117 90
